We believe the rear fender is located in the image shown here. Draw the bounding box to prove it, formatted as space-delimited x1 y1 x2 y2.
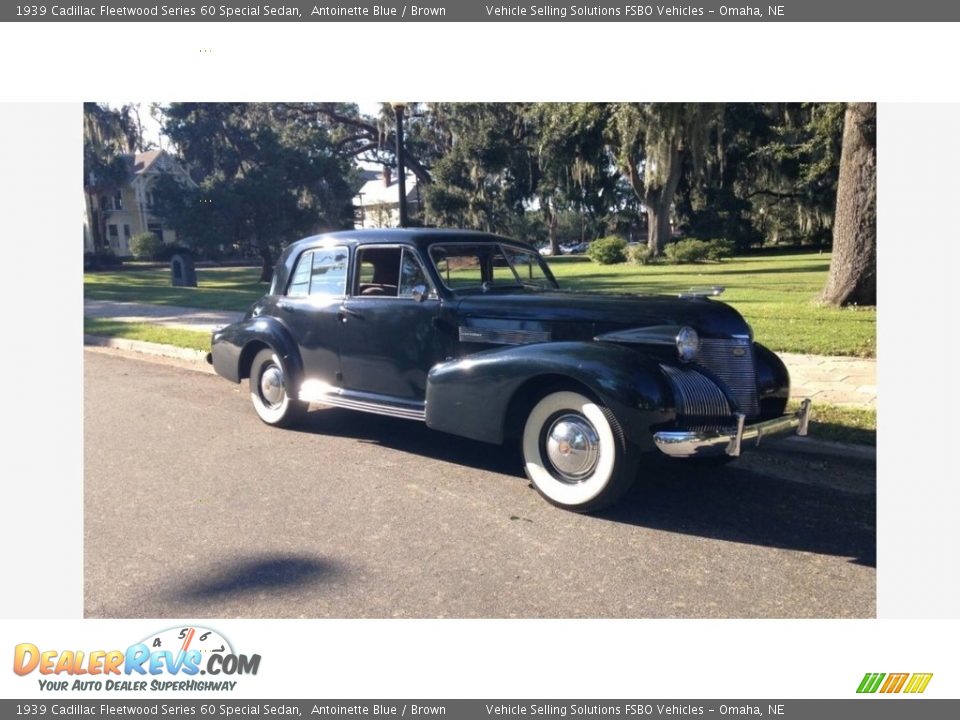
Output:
211 316 304 392
425 341 674 447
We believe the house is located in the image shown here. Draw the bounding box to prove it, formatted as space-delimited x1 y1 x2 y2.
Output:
83 149 195 256
353 164 422 229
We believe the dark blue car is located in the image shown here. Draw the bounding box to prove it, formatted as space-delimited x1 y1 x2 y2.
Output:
210 229 809 512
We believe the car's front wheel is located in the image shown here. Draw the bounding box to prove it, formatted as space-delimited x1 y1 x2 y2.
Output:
521 390 638 513
249 348 306 427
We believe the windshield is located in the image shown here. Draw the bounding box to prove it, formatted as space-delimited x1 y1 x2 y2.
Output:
429 243 558 291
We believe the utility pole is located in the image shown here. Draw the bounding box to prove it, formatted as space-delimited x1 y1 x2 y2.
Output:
392 102 408 228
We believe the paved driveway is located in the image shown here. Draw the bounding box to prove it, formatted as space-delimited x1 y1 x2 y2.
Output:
84 349 876 619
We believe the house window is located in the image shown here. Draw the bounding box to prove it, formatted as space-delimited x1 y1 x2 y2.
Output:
147 223 163 242
114 191 123 210
107 224 119 249
123 225 131 240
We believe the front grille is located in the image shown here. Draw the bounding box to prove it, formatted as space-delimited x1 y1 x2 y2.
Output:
694 337 760 417
660 365 732 419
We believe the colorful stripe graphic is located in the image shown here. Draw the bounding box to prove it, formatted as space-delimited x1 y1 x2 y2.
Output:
857 672 932 694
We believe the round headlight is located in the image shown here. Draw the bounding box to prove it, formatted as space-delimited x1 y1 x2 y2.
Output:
676 326 700 362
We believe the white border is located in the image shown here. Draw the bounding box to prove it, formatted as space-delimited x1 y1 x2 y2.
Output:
2 19 959 700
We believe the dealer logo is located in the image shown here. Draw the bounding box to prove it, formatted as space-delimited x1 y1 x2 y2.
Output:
857 672 933 694
13 625 260 692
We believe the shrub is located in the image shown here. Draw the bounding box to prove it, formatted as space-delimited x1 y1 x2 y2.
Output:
129 232 163 260
84 248 122 269
663 238 735 264
155 244 194 262
705 239 735 261
628 243 660 265
586 236 628 265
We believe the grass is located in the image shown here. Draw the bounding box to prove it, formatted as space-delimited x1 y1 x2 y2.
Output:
546 252 875 357
84 267 267 312
84 318 211 352
84 250 875 357
789 400 876 446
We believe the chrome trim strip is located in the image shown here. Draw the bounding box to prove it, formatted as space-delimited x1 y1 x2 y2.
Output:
298 380 426 421
653 401 812 458
459 326 552 345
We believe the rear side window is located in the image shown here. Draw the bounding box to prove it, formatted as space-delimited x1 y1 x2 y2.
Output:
287 247 348 297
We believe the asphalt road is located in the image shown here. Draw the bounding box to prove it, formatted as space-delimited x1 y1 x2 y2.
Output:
84 349 876 619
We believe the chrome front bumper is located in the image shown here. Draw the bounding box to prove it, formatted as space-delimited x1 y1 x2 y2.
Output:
653 399 811 458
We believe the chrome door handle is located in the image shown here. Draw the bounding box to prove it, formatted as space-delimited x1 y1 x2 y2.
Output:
337 307 363 323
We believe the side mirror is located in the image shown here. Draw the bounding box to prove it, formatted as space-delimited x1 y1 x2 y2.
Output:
411 284 429 303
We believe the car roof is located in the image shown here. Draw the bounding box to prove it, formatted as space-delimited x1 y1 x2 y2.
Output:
285 227 533 252
272 228 541 294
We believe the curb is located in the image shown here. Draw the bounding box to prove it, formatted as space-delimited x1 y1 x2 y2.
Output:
84 334 208 363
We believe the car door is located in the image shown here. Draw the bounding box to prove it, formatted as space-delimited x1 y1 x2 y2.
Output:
337 245 445 401
275 245 349 388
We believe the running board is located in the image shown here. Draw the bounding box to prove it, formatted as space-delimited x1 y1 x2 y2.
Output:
299 379 426 422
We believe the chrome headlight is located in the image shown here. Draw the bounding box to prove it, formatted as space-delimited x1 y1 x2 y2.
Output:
676 326 700 362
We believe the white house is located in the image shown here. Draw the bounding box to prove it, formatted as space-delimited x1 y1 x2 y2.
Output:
84 149 195 256
352 164 422 229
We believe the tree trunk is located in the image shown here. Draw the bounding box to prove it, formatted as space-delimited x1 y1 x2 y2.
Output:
84 191 104 254
644 144 683 256
645 200 669 254
257 240 273 284
821 103 877 306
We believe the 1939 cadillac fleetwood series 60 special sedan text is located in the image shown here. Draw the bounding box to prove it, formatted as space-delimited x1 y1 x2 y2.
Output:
210 229 810 512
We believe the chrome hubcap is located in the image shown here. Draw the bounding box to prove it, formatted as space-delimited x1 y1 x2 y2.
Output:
260 365 285 407
545 414 600 482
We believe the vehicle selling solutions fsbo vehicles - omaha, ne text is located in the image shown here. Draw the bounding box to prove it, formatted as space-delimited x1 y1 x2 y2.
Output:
209 229 810 512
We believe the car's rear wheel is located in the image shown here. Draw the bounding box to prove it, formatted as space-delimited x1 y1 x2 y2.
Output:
521 390 638 512
249 349 306 427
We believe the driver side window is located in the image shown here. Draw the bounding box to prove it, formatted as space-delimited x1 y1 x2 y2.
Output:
354 246 434 299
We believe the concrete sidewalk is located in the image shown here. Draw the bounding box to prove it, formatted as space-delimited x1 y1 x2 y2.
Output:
84 299 876 408
85 299 242 333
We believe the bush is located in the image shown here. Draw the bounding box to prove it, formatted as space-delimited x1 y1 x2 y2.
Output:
628 243 660 265
663 238 735 264
129 232 164 260
705 239 735 261
155 244 194 262
84 249 122 269
586 236 628 265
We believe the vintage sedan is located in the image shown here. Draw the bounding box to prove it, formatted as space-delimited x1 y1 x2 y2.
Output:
209 229 809 512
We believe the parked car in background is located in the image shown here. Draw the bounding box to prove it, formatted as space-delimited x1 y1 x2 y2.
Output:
564 242 590 254
209 229 809 512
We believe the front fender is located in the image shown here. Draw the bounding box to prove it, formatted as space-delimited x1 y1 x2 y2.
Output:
753 342 790 419
211 316 304 392
425 341 675 448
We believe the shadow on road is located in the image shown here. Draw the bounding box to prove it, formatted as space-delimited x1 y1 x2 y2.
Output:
604 457 876 567
293 407 875 566
172 554 340 602
294 406 524 477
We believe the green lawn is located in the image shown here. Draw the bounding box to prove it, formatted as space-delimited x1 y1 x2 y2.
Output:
84 267 267 312
84 251 875 357
84 318 212 352
788 400 876 446
546 252 875 357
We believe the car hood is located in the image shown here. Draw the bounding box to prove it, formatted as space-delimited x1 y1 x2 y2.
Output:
454 290 750 340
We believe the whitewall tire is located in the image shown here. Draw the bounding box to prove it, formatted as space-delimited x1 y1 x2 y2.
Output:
249 349 307 427
521 390 638 512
